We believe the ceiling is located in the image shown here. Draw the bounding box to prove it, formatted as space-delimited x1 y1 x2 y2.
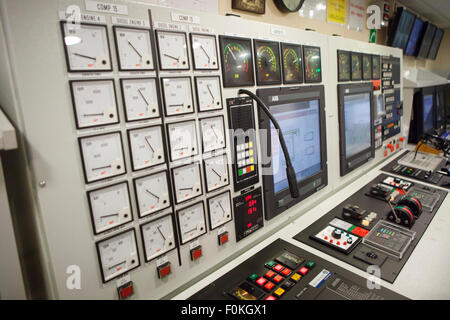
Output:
397 0 450 28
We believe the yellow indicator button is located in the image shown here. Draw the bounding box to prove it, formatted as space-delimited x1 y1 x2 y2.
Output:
249 142 253 148
251 165 255 172
250 157 254 164
290 273 301 283
273 288 285 298
250 150 254 156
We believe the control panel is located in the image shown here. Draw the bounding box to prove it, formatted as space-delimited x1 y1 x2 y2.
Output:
294 173 447 283
0 0 404 300
189 239 406 300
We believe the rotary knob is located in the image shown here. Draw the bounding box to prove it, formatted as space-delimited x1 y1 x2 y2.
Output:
332 229 342 239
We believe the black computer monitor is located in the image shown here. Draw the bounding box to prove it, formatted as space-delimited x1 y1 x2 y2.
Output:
408 86 435 144
417 22 437 58
388 7 416 51
405 17 425 56
338 83 374 176
428 28 444 60
257 85 327 220
435 85 447 132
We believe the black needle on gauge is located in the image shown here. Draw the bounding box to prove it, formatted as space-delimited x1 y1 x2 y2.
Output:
157 226 166 241
100 213 119 219
218 201 225 217
146 189 159 200
164 54 179 62
138 89 150 107
144 136 155 153
83 113 104 117
200 45 211 63
128 41 143 59
92 165 112 171
108 261 126 270
73 53 97 61
207 85 215 102
179 187 193 191
212 168 222 179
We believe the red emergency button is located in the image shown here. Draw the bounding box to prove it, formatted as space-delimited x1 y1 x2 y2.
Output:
157 262 171 279
117 281 134 300
299 267 309 276
400 137 404 142
218 232 229 246
190 246 203 261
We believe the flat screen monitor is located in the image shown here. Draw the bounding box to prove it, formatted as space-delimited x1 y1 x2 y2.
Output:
423 94 434 134
408 86 436 144
391 8 416 50
257 85 327 220
428 28 444 60
338 83 374 176
417 22 437 58
405 17 424 56
435 85 446 132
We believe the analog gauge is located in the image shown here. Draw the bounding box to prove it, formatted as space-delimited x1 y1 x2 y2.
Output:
176 201 207 244
362 54 372 80
96 228 140 283
167 120 199 162
195 76 223 112
372 55 380 80
156 30 189 70
79 132 126 184
200 116 226 153
351 52 362 81
207 191 232 230
61 22 112 72
70 79 119 129
172 163 203 204
88 182 133 235
303 46 322 83
254 40 281 85
219 36 254 87
120 78 160 122
161 77 194 117
113 26 154 71
337 50 351 82
190 33 218 70
134 170 171 218
140 214 176 262
203 154 229 193
127 125 165 171
281 43 303 84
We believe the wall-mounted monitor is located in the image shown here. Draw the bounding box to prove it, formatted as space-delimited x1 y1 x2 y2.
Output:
417 22 437 59
338 83 374 176
257 85 328 220
408 86 435 144
405 17 425 56
388 7 416 51
427 28 444 60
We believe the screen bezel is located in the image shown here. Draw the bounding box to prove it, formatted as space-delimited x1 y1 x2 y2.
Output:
338 83 375 176
427 28 444 60
404 17 424 56
257 85 328 221
417 22 437 58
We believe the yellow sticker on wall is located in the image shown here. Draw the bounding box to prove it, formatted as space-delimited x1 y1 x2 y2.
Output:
328 0 346 25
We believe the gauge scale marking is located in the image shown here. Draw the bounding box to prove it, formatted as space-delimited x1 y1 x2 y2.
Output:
134 170 171 218
70 79 119 129
120 78 161 122
281 43 303 84
113 26 154 71
96 228 140 283
140 214 176 262
88 182 133 235
61 22 112 72
254 40 281 85
219 36 254 87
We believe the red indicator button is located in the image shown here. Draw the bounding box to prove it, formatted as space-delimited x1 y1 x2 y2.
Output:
273 275 283 283
264 281 275 291
299 267 309 276
190 246 203 261
117 281 134 300
256 277 268 287
157 262 172 279
281 268 292 276
218 232 229 246
265 295 277 300
273 264 284 272
265 270 276 279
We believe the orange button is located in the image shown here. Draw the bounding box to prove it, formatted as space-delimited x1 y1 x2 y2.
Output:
264 282 275 291
273 275 283 283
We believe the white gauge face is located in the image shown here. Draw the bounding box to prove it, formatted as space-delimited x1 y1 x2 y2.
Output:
121 78 160 121
156 30 189 70
200 116 226 153
208 192 232 230
204 154 229 193
195 77 223 112
191 34 218 70
173 163 203 204
88 183 133 235
128 126 165 171
177 202 206 244
71 80 118 129
141 215 176 261
79 132 126 183
97 229 139 283
168 121 199 161
135 171 171 217
62 22 111 72
162 78 194 117
114 27 154 70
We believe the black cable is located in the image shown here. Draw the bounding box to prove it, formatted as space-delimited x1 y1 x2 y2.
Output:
238 89 299 199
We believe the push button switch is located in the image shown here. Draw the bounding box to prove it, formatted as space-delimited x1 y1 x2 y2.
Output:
273 287 285 298
281 268 292 276
117 281 134 300
248 273 259 282
218 232 229 246
290 273 302 283
265 270 276 279
281 281 295 291
190 246 203 261
273 264 284 272
299 267 309 276
157 262 171 279
265 260 276 269
263 281 275 292
273 275 284 283
255 277 267 287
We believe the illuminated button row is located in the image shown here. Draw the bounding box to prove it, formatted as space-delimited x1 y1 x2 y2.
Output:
238 165 255 176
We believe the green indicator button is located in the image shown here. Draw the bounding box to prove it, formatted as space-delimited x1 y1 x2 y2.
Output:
306 262 315 269
248 273 258 281
265 261 276 268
